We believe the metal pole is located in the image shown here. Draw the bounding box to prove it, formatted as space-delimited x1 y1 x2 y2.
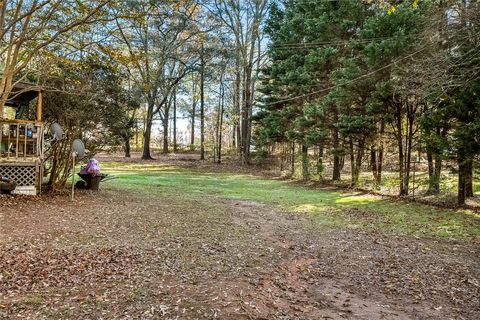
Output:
71 153 76 201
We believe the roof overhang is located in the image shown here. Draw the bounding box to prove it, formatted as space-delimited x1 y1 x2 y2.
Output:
6 82 43 107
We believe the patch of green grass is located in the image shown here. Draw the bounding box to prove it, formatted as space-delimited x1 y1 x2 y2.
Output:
353 171 480 195
101 162 480 241
294 159 480 195
15 294 45 307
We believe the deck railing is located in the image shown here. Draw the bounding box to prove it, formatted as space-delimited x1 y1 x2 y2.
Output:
0 119 44 161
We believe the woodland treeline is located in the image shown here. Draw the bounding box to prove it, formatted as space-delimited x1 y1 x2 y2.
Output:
0 0 478 203
1 0 269 188
256 0 479 205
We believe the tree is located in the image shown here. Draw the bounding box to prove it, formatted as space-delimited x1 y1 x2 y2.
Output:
258 0 369 181
413 0 480 203
43 53 132 191
112 0 199 159
199 42 206 159
449 82 480 205
348 1 431 192
180 73 201 150
172 87 178 152
420 103 450 194
442 1 479 205
212 0 269 165
0 0 111 116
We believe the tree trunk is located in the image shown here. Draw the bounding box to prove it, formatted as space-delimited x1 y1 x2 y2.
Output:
427 125 445 194
396 103 406 195
377 141 383 188
349 139 355 186
291 142 295 177
458 156 467 205
317 144 324 181
47 134 76 191
403 106 415 195
355 141 365 187
433 154 442 193
351 139 365 187
124 138 131 158
217 80 225 164
142 97 155 160
236 124 241 153
301 144 309 180
239 20 259 165
173 88 177 152
241 64 252 165
371 145 377 186
427 150 434 190
332 106 341 181
190 86 196 150
339 153 345 172
465 157 474 197
215 79 221 163
234 53 241 155
372 119 385 189
126 109 136 157
427 151 442 195
135 119 139 150
232 125 236 150
280 143 285 171
162 113 169 154
200 44 205 160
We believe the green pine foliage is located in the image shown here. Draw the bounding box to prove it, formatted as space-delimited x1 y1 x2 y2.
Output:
255 0 480 205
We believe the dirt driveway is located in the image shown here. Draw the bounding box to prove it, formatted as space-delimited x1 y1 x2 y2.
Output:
1 181 479 319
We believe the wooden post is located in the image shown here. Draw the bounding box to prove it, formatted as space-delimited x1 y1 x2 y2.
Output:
37 90 44 195
37 90 43 123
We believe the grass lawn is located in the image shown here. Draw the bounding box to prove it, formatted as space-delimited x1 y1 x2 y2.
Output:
102 161 480 241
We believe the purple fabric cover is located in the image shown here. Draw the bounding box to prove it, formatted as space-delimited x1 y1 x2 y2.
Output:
84 159 100 175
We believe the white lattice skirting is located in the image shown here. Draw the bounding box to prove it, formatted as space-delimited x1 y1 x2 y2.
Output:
0 163 39 195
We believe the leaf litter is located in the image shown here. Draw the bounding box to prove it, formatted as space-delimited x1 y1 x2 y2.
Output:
0 171 479 319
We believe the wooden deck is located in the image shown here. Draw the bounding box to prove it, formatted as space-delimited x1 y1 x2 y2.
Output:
0 119 44 194
0 119 44 161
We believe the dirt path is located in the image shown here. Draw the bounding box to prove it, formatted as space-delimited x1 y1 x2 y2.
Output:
223 200 479 320
1 186 479 319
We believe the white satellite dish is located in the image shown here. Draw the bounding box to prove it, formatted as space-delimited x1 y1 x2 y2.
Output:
71 139 86 201
50 123 64 140
72 139 86 158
